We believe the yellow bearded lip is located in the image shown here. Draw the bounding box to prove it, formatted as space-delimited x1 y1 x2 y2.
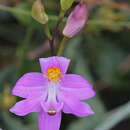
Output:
45 67 61 82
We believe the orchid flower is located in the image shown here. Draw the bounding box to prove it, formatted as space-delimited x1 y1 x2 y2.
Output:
10 56 95 130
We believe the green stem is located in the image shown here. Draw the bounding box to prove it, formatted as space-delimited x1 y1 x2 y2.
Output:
44 23 52 40
57 36 68 56
44 23 55 55
50 9 65 56
59 9 65 19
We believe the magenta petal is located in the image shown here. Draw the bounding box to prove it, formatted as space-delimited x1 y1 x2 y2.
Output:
56 56 70 73
60 74 95 100
39 56 70 74
59 92 94 117
63 101 94 117
61 74 93 88
10 98 41 116
60 87 95 100
41 82 64 113
12 72 47 98
41 101 63 113
38 111 61 130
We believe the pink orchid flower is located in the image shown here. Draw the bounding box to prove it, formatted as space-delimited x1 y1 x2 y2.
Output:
10 56 95 130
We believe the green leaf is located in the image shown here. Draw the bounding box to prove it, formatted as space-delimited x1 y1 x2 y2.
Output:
96 41 125 84
13 2 32 25
95 101 130 130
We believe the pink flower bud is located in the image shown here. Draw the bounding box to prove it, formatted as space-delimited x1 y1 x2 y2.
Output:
63 3 88 38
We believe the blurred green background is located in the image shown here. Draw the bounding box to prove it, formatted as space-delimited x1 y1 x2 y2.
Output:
0 0 130 130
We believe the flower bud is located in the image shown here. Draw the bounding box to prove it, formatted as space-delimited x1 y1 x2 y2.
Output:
63 3 88 38
32 0 48 24
60 0 74 11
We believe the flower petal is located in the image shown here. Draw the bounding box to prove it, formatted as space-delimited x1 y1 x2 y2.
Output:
58 92 94 117
60 87 95 100
39 56 70 74
12 72 47 98
41 101 63 113
38 111 61 130
41 82 63 113
60 74 95 100
61 74 93 88
63 101 94 117
10 98 41 116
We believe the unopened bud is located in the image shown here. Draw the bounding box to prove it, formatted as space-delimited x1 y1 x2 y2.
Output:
63 3 88 38
60 0 74 11
32 0 48 24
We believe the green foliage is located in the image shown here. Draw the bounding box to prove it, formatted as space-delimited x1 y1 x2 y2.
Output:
95 101 130 130
96 39 125 84
13 2 32 25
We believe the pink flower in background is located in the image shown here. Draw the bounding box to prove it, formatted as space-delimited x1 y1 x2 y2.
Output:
10 56 95 130
63 3 88 38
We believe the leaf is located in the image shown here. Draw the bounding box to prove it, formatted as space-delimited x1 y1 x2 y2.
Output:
95 101 130 130
13 2 32 25
96 41 125 85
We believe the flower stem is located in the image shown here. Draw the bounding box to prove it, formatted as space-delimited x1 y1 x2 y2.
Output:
50 9 65 55
43 9 65 56
59 9 65 19
57 36 68 56
44 23 52 40
44 23 54 55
